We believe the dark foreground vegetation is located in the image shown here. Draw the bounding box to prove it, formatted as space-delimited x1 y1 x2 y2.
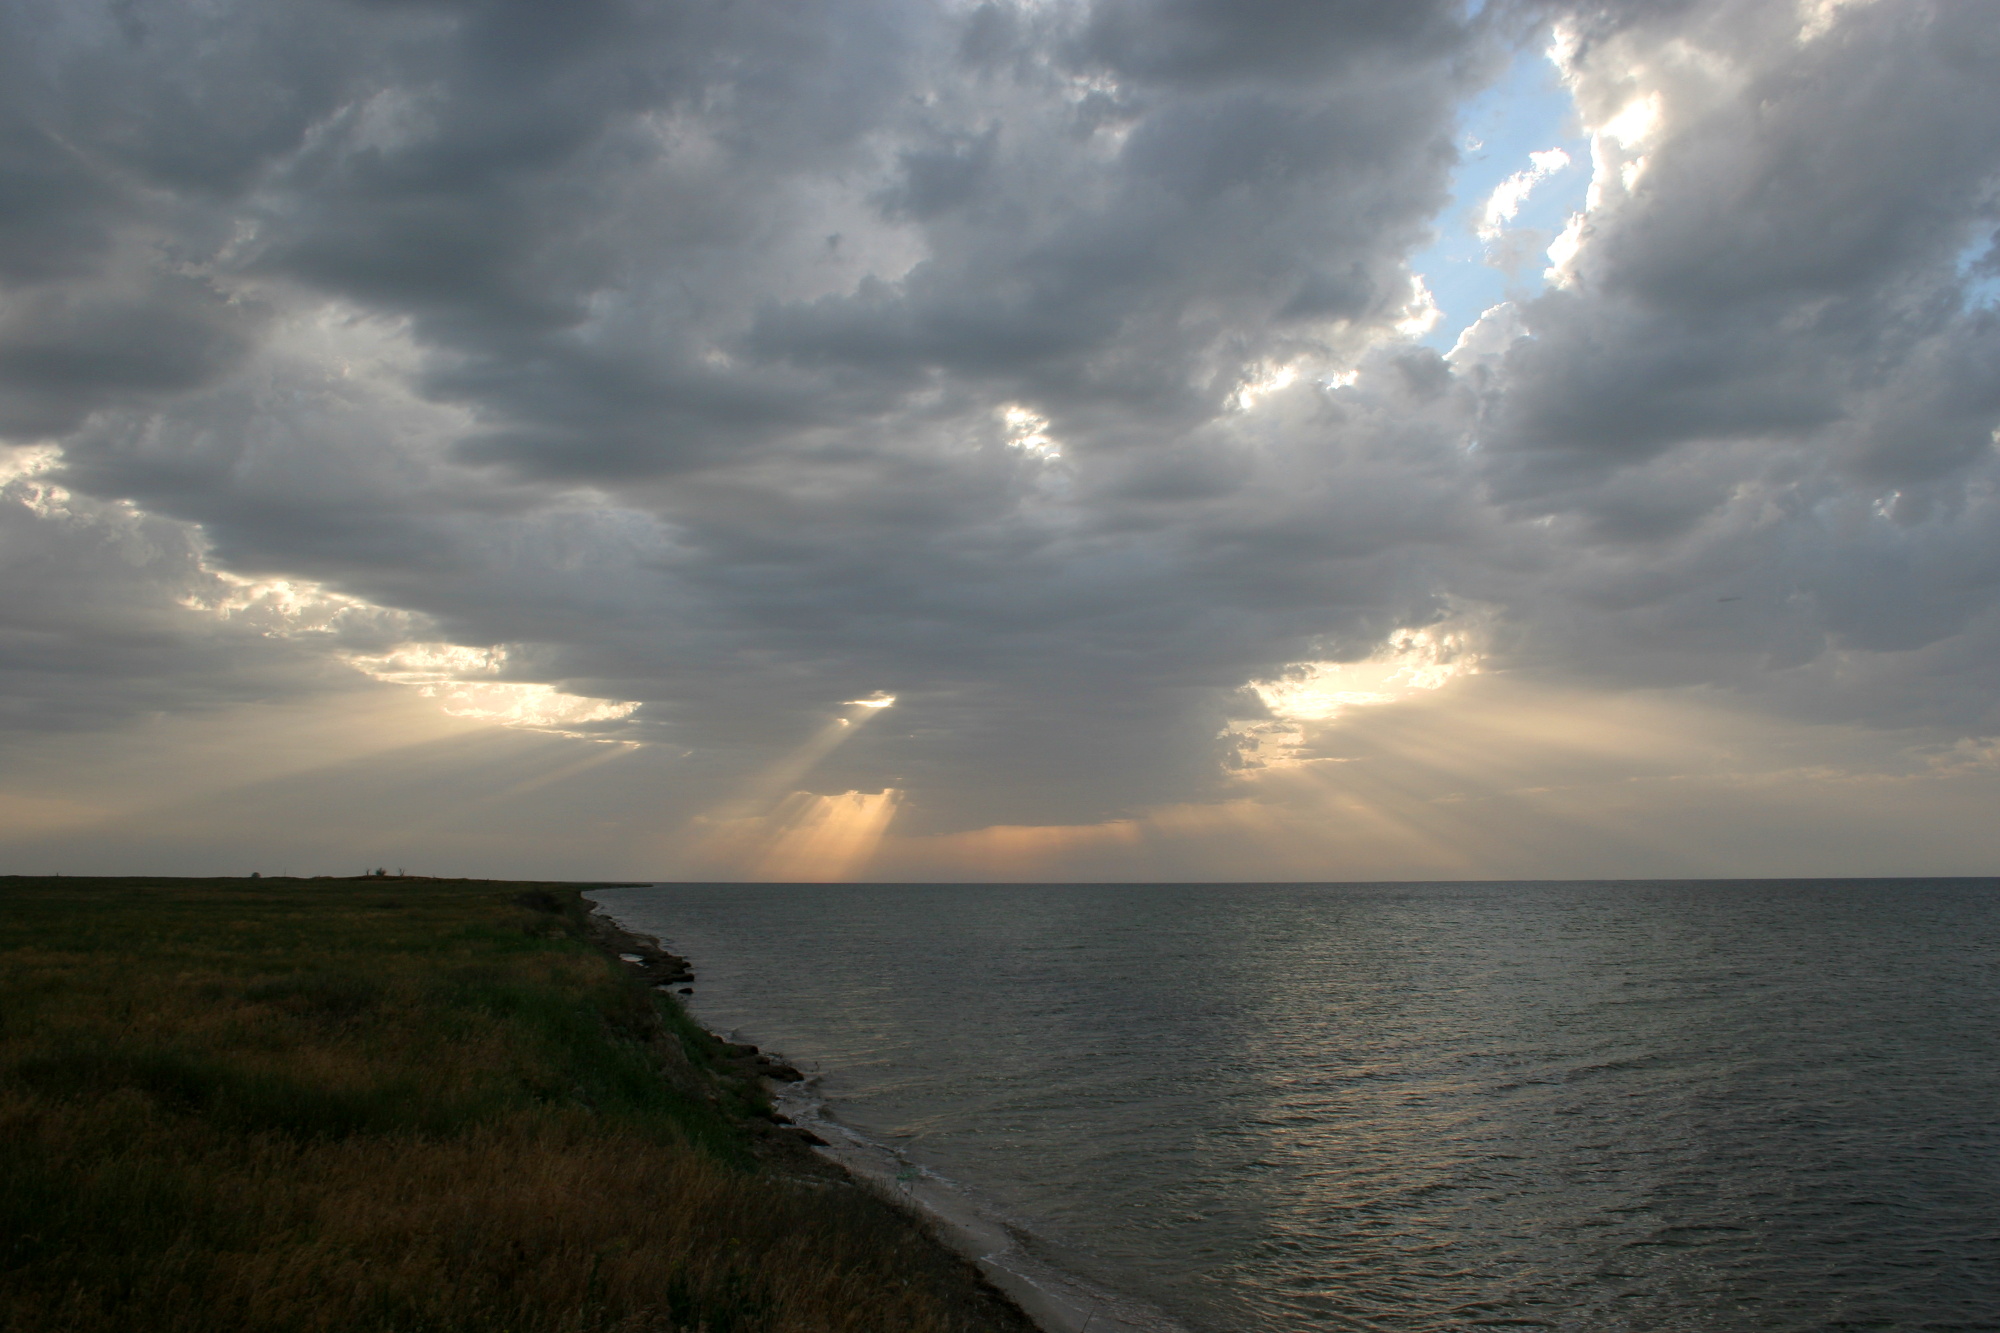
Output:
0 876 1035 1333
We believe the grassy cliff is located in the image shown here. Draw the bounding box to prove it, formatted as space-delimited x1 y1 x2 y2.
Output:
0 876 1035 1333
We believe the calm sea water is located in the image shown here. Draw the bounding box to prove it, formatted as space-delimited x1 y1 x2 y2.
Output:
590 881 2000 1332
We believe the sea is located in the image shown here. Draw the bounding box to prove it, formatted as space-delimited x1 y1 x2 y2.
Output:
588 880 2000 1333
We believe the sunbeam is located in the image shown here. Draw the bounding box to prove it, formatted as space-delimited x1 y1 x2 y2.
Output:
861 675 2000 882
683 695 902 877
754 788 903 881
708 696 896 822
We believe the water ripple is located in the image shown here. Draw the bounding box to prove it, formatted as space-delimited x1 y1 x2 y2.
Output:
593 880 2000 1333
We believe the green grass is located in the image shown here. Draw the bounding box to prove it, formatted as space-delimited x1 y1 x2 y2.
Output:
0 876 1033 1333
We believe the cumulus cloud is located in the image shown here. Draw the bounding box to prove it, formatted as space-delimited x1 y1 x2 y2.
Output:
0 0 1996 868
1452 0 2000 740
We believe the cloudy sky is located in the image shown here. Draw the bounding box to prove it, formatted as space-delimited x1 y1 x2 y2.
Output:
2 0 1996 881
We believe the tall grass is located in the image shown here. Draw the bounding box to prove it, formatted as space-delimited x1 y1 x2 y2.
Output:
0 877 1033 1333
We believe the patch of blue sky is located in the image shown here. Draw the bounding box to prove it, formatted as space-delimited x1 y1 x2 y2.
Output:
1411 44 1590 351
1957 230 2000 310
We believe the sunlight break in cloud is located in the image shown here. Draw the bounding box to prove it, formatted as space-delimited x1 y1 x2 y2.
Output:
195 576 639 739
1230 625 1486 773
1544 90 1664 283
1001 406 1061 457
1478 148 1572 242
1797 0 1887 42
346 647 641 736
1 0 1997 879
1256 626 1486 724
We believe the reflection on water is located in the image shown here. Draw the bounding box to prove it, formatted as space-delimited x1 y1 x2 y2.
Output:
591 881 2000 1332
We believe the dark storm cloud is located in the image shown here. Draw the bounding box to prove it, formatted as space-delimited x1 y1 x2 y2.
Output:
1483 0 2000 487
0 270 256 437
0 467 369 734
1452 0 2000 740
743 38 1470 473
0 123 120 283
2 0 1999 831
1077 0 1465 84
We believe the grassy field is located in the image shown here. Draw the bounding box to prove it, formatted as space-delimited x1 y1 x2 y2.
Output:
0 876 1035 1333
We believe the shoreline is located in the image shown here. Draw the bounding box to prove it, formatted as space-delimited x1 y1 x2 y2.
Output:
2 875 1042 1333
583 896 1191 1333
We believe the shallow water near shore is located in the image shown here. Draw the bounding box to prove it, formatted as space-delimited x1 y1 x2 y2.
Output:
590 880 2000 1332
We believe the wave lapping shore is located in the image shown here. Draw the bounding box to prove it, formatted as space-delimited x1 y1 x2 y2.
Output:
587 899 1192 1333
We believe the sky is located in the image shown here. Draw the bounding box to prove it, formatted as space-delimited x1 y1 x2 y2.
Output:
1 0 1997 882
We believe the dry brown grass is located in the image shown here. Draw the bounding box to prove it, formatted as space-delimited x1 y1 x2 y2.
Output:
0 877 1035 1333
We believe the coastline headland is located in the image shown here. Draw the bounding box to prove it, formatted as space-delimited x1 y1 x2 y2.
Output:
0 874 1038 1333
